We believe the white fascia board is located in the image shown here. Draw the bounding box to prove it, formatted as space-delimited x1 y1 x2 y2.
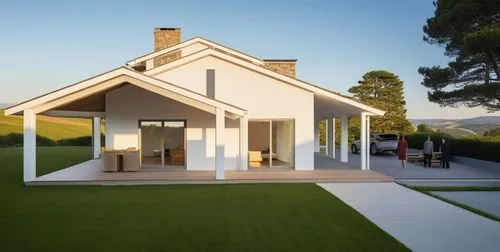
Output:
145 48 385 116
127 37 264 67
4 68 126 116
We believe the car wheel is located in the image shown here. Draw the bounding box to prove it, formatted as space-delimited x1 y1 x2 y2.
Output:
370 143 377 155
351 144 358 154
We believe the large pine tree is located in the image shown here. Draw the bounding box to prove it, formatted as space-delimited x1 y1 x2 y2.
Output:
348 70 413 134
419 0 500 111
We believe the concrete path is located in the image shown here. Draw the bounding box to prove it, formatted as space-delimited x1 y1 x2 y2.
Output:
318 182 500 252
432 191 500 217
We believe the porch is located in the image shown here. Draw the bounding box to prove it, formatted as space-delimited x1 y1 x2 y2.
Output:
31 154 392 185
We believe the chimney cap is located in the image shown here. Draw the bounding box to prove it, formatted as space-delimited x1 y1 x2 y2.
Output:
155 27 181 31
263 59 297 62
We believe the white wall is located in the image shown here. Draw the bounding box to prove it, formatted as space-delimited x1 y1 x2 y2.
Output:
105 85 240 170
153 56 315 169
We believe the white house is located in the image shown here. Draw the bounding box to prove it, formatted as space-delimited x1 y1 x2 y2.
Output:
4 28 384 183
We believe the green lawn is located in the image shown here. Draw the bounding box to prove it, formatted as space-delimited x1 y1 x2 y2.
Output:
0 147 408 252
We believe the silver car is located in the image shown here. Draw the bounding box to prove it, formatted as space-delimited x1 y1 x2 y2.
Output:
352 134 399 155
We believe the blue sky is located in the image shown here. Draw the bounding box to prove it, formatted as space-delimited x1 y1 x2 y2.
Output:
1 0 498 119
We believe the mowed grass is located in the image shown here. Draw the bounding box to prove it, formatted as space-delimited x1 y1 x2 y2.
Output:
0 147 408 252
0 109 93 140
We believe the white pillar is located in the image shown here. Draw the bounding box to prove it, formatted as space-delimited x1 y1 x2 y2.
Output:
215 108 225 180
23 109 36 182
327 116 335 159
340 114 348 163
360 112 367 170
366 115 371 170
314 120 320 152
269 121 273 167
239 114 248 171
92 117 101 159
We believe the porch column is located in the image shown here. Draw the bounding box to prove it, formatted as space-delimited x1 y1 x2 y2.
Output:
215 108 225 180
327 116 335 159
360 112 367 170
239 114 248 171
366 115 371 170
92 117 101 159
340 114 348 163
314 120 320 152
23 109 36 182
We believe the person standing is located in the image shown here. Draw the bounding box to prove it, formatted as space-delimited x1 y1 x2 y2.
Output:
440 138 451 169
423 136 434 167
396 135 408 168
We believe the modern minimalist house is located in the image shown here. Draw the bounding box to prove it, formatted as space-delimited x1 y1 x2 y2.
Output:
4 28 385 183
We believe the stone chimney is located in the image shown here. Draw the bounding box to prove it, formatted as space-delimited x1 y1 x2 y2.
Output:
154 28 181 67
263 59 297 78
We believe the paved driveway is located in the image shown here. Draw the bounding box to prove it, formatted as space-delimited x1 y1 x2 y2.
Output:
318 183 500 252
315 149 500 186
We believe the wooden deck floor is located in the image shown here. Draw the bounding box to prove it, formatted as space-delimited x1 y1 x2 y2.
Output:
32 159 393 185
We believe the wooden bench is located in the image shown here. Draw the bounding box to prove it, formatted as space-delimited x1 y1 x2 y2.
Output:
407 153 423 163
424 152 443 168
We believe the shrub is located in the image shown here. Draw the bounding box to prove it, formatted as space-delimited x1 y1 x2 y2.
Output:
57 136 92 146
0 134 105 148
406 132 500 163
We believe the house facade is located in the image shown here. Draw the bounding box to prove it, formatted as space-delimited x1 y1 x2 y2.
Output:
5 28 384 182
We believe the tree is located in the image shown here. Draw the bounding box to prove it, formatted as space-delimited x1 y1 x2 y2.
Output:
484 127 500 137
419 0 500 112
417 124 434 133
348 70 414 134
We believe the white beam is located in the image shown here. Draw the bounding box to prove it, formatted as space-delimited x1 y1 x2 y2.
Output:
360 112 367 170
366 115 371 170
328 116 335 159
41 110 105 118
92 117 101 159
23 109 36 182
215 108 225 180
340 114 348 163
314 120 320 152
239 114 248 171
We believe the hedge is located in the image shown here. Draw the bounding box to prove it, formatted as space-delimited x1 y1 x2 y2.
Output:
0 133 105 148
405 132 500 163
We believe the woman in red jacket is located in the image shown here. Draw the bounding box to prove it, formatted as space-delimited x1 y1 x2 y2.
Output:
396 135 408 168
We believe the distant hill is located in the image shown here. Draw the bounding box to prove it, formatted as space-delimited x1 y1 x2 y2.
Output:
410 116 500 137
0 103 12 109
411 116 500 125
0 109 92 140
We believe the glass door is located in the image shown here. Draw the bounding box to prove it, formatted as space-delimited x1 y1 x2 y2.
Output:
139 120 186 169
139 121 163 168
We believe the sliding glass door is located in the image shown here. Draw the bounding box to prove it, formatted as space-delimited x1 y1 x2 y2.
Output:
139 120 186 169
248 120 294 168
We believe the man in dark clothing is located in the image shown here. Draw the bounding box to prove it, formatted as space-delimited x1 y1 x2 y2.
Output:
423 136 434 167
440 138 451 169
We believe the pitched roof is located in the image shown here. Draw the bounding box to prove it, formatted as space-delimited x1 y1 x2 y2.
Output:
4 67 247 118
127 37 264 67
143 48 385 116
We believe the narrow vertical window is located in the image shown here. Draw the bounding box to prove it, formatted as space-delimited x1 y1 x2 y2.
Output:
206 69 215 98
